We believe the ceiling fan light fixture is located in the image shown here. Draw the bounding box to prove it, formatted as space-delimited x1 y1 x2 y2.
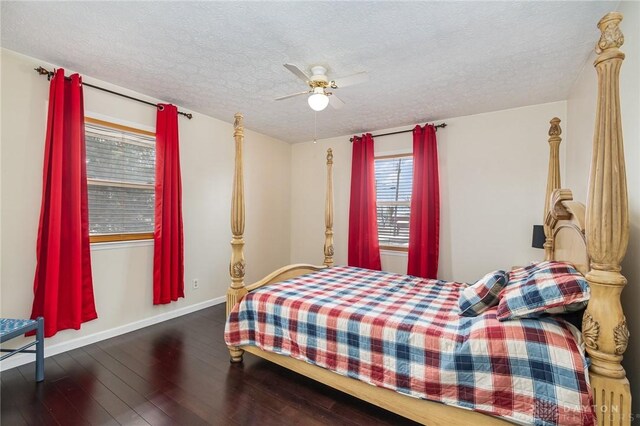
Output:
308 88 329 111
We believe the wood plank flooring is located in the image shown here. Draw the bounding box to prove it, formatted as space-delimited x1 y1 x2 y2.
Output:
1 304 418 425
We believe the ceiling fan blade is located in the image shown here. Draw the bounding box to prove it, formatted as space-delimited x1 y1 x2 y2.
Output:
331 72 369 89
275 90 309 101
329 94 345 109
283 63 310 82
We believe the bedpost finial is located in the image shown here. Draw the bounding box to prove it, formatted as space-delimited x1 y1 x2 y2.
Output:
234 113 243 129
548 118 561 137
596 12 624 54
326 148 333 165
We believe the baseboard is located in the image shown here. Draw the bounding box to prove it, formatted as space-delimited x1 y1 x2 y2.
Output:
0 296 225 372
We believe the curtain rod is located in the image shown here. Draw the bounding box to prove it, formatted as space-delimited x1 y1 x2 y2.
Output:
34 67 193 120
349 123 447 142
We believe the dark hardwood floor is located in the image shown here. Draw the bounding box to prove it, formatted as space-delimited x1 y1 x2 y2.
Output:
1 304 419 425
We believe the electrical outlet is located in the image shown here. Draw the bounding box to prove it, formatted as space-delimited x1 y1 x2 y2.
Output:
192 279 199 289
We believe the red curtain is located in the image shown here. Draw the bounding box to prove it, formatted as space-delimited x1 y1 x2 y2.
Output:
153 104 184 304
348 133 382 270
407 125 440 278
31 69 97 337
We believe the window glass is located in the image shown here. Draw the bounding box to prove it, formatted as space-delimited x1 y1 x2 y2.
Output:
85 119 155 242
374 156 413 249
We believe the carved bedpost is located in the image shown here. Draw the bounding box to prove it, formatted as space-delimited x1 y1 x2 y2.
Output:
324 149 334 267
543 118 562 260
583 12 631 424
227 113 247 363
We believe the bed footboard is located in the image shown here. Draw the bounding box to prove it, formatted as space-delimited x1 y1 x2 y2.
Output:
229 264 327 363
245 264 326 292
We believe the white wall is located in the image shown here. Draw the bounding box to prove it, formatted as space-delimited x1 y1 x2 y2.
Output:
0 49 291 362
290 101 567 283
565 1 640 412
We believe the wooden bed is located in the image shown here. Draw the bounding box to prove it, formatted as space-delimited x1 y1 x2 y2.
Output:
225 12 631 425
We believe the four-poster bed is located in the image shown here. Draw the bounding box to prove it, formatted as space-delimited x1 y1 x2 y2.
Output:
224 12 631 425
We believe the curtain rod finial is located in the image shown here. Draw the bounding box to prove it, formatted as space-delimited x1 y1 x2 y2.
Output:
34 66 54 80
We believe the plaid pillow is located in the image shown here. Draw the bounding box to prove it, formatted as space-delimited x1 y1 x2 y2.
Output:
497 261 590 321
458 270 509 316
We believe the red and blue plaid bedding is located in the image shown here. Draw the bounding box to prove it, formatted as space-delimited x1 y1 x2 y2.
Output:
225 266 594 425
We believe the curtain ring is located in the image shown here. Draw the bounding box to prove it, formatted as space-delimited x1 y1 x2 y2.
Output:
157 104 165 111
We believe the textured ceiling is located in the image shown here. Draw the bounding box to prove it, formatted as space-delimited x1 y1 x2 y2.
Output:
1 1 617 143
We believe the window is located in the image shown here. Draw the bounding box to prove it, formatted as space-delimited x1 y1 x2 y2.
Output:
85 117 156 243
375 154 413 251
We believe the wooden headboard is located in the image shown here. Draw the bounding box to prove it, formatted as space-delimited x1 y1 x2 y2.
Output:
545 189 589 275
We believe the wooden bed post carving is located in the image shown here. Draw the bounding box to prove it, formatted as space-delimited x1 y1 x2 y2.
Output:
584 12 631 424
227 112 247 363
543 118 562 261
324 148 334 267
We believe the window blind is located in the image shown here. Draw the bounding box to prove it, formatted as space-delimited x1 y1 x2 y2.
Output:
374 156 413 248
85 122 156 236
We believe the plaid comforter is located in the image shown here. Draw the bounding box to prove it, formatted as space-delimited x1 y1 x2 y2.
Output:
225 266 594 425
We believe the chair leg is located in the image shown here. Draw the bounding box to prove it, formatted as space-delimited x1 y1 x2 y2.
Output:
35 317 44 382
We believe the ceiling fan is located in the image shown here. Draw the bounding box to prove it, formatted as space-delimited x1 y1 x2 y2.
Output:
275 64 369 111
